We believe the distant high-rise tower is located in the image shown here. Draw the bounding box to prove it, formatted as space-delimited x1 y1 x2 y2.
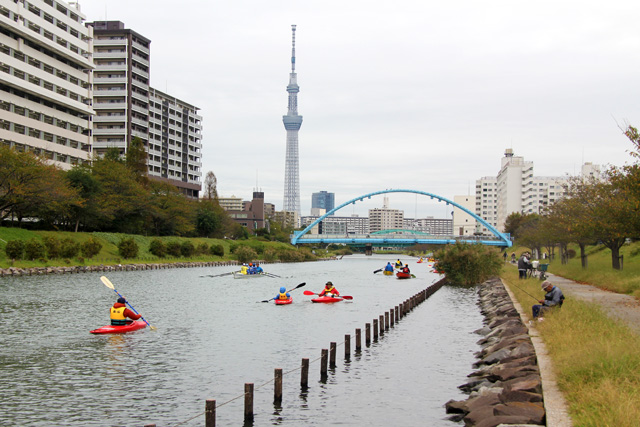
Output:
282 25 303 215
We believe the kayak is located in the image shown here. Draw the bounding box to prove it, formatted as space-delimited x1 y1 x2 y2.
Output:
275 298 293 305
383 270 394 276
233 272 266 279
90 320 147 334
312 296 343 303
396 272 412 279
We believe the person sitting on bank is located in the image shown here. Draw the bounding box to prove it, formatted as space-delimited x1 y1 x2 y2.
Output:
319 281 340 297
276 287 290 301
110 297 141 326
384 262 394 273
532 281 565 319
401 264 411 274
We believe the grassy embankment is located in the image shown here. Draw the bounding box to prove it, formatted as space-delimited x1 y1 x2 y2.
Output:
0 227 299 269
502 241 640 427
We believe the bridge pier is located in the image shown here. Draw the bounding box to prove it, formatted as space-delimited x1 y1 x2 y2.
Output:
365 244 372 256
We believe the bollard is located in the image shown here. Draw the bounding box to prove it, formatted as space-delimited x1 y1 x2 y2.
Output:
365 323 371 346
390 308 394 328
321 349 328 378
385 311 389 331
345 334 350 360
379 315 384 336
373 319 378 341
205 399 216 427
355 328 362 352
274 368 283 404
301 358 309 388
395 305 399 323
244 383 254 422
329 342 337 368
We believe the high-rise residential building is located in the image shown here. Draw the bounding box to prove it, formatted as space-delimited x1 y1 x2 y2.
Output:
404 217 453 236
475 176 498 234
88 20 202 198
282 24 302 216
301 214 369 235
148 88 202 198
452 195 477 236
369 197 403 233
311 190 334 215
1 0 93 169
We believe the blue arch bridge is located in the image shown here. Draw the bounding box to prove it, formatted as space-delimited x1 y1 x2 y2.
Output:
290 189 512 250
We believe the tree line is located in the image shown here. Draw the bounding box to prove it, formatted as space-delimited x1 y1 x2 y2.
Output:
0 138 291 241
504 125 640 270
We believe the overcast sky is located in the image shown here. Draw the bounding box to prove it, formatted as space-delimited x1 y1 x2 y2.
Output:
78 0 640 218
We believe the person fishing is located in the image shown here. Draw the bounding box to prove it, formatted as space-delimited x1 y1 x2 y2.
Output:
319 281 340 297
276 287 290 301
384 262 394 273
532 281 565 319
110 297 141 325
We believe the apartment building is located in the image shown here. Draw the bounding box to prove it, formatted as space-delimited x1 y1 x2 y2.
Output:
0 0 93 169
404 217 453 236
475 176 497 234
452 195 476 236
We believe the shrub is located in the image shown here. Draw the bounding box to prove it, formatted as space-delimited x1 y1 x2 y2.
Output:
566 249 576 259
262 247 277 262
166 241 182 257
81 237 102 258
277 249 305 262
43 236 61 259
60 238 80 258
180 241 195 257
149 239 167 257
434 242 503 285
210 244 224 257
5 240 25 260
24 238 46 260
234 245 258 263
117 237 139 259
196 243 209 255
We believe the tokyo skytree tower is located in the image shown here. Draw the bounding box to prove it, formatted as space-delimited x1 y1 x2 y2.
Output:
282 25 302 215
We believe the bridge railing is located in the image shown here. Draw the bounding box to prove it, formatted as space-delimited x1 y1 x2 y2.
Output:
293 233 506 242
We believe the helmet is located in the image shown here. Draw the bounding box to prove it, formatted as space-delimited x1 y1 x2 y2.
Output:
280 287 286 293
117 297 126 304
326 281 333 287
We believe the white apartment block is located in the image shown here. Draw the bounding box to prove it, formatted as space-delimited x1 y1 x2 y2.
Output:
475 176 498 234
0 0 93 169
218 195 243 211
404 217 453 236
301 215 370 235
369 207 403 233
148 88 202 198
452 195 476 236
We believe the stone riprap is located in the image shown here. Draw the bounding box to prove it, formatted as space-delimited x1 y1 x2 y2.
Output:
0 261 240 276
445 277 545 427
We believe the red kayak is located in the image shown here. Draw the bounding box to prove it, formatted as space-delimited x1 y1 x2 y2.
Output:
90 320 147 334
396 272 412 279
312 296 343 303
275 298 293 305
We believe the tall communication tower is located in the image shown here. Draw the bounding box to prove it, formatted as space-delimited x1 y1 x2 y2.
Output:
282 24 302 215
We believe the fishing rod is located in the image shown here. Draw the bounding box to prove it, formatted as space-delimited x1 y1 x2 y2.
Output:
511 283 541 302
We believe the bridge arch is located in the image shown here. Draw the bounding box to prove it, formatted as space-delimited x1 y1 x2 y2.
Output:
291 188 511 246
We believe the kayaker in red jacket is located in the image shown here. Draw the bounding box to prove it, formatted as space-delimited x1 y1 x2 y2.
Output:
319 281 340 297
401 264 411 274
110 297 142 325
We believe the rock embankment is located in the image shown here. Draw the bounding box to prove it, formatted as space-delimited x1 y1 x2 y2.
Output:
445 277 545 427
0 261 240 276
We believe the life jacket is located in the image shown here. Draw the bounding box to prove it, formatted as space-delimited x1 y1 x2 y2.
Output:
278 292 289 300
395 261 402 267
240 266 248 274
110 305 127 325
322 286 337 296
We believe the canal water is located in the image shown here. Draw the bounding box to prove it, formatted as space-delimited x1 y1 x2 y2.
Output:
0 254 483 426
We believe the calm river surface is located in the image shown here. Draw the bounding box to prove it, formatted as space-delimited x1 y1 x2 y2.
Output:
0 254 484 426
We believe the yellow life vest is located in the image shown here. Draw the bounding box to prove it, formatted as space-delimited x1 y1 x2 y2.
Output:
323 286 336 295
240 266 248 274
110 306 127 325
278 292 289 300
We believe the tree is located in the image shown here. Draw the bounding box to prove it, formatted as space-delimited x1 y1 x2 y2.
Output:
203 171 218 200
146 181 196 236
66 165 101 232
125 136 149 185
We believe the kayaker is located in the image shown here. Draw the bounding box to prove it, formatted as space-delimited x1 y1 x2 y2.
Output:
319 281 340 297
384 262 394 273
255 263 264 274
110 297 141 326
240 264 248 275
395 259 403 268
276 286 291 301
401 264 411 274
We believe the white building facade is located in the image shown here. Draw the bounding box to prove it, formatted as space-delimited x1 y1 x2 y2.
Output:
452 195 477 236
0 0 93 169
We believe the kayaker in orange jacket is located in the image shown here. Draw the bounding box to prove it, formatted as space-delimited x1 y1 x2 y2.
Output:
110 297 142 325
319 281 340 297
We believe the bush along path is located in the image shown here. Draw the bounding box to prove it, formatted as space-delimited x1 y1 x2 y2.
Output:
445 277 547 426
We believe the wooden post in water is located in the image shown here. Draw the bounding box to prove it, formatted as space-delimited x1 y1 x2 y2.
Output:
301 358 309 388
373 319 378 341
379 315 384 336
395 305 399 323
274 368 283 404
365 323 371 346
355 328 362 352
205 399 216 427
321 349 328 378
244 383 254 422
385 312 389 331
329 342 337 368
390 308 394 328
345 334 350 360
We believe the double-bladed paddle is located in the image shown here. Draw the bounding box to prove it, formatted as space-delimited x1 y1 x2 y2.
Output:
100 276 157 330
200 271 237 278
303 290 353 300
373 268 383 274
260 282 306 303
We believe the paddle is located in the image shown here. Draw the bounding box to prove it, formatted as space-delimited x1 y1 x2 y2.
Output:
303 290 353 300
264 272 281 278
100 276 157 331
200 271 237 278
260 282 306 303
373 268 383 274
